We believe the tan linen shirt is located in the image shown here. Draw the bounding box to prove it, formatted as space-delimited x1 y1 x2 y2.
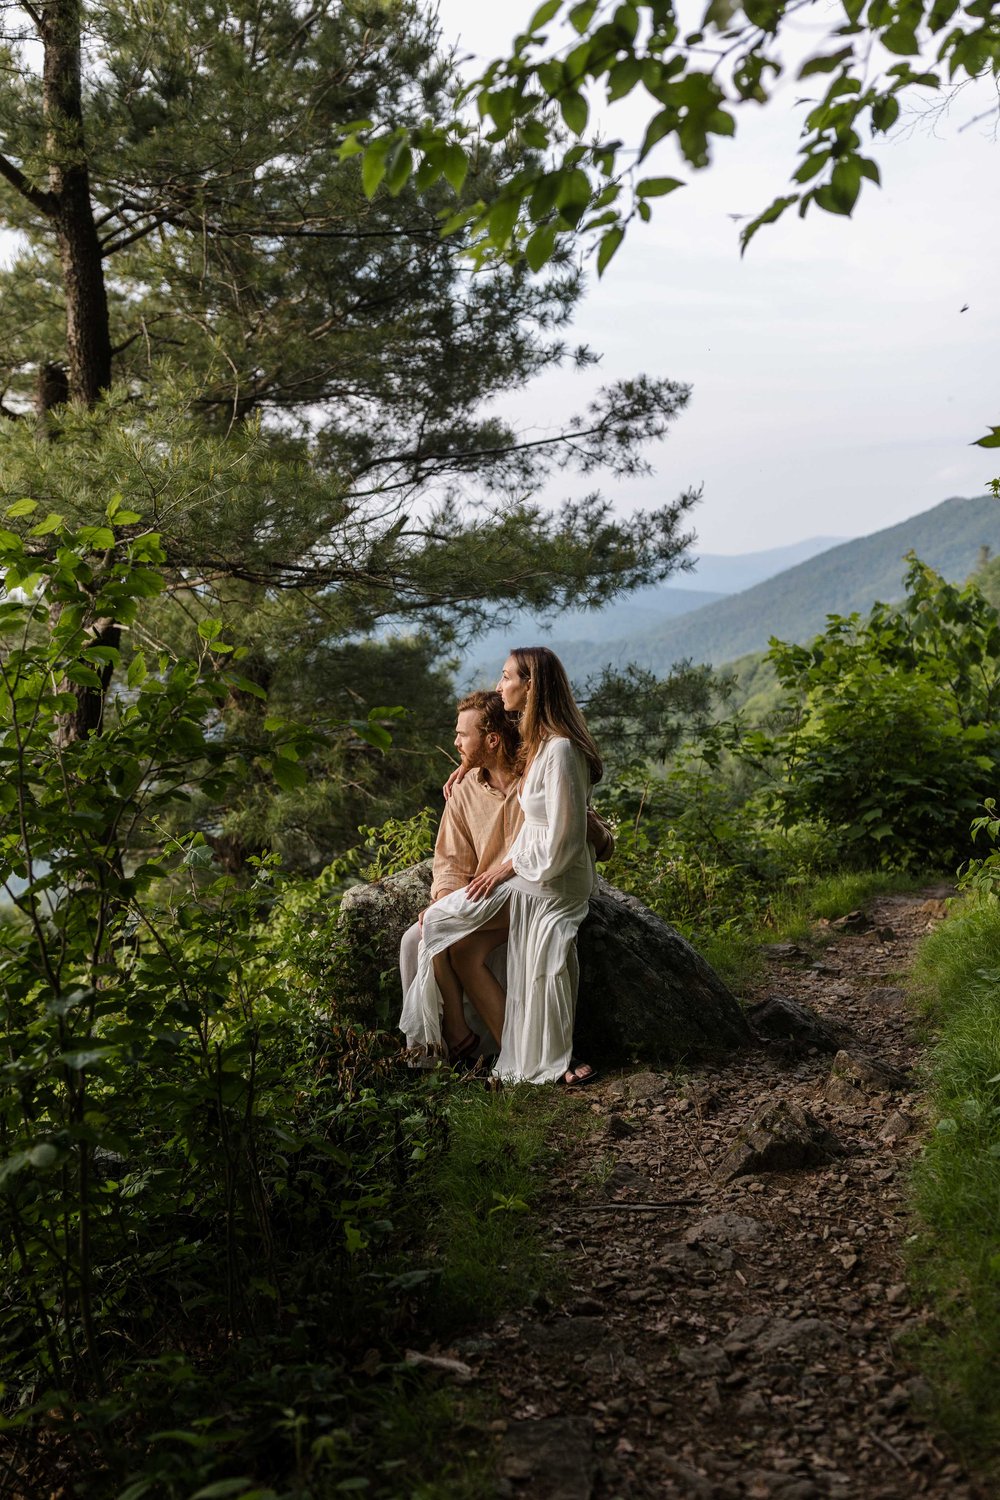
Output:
430 769 522 901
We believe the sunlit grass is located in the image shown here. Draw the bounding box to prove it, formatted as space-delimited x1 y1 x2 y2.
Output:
905 893 1000 1478
767 868 925 942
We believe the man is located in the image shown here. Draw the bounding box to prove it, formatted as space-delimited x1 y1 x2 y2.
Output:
399 689 613 1050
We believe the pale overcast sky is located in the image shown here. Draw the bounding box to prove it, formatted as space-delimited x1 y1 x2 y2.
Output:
435 1 1000 554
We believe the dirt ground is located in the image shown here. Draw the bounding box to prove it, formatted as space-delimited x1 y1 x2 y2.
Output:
430 888 990 1499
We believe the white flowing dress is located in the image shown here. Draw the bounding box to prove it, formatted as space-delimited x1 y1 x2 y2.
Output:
399 736 595 1084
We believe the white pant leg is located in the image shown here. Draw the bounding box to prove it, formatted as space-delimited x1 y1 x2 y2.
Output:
399 921 421 995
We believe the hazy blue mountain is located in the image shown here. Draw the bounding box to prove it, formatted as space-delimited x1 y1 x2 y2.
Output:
458 585 727 686
457 536 846 686
688 536 846 593
555 494 1000 680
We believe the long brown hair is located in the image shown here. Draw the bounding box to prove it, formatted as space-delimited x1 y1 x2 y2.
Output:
510 646 603 784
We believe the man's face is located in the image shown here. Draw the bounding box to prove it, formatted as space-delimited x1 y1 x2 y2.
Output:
454 708 491 770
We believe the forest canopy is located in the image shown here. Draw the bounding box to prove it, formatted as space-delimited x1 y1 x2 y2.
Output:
0 0 701 867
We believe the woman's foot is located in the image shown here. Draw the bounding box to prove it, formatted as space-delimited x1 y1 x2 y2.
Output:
562 1059 600 1087
448 1030 480 1067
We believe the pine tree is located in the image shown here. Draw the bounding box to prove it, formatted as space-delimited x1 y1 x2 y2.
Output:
0 0 698 863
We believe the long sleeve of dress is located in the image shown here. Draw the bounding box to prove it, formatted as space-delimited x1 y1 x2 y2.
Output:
510 738 589 886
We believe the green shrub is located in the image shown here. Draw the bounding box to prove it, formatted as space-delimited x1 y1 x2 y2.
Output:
768 557 1000 869
907 894 1000 1472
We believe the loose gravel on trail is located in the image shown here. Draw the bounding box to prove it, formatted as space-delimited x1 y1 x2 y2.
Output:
425 888 989 1499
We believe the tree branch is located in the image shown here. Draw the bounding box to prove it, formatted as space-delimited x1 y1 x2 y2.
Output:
0 153 57 216
101 215 167 257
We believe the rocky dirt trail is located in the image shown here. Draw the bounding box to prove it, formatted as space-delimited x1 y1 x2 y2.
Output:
427 887 988 1499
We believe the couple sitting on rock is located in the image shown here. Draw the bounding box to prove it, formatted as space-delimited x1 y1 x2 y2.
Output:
399 646 612 1087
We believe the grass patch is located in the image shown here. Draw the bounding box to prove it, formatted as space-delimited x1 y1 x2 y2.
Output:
421 1081 569 1335
697 925 766 994
767 868 925 942
322 1076 576 1496
905 892 1000 1478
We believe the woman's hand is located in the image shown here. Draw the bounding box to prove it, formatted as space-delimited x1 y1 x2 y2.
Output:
586 808 615 862
443 763 469 801
466 859 514 901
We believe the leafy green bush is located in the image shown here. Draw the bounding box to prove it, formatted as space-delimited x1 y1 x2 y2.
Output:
0 515 471 1496
908 894 1000 1473
768 557 1000 869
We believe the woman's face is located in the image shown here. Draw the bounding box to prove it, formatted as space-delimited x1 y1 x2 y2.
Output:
498 654 528 713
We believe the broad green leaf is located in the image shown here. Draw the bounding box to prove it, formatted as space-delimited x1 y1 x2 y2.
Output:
28 1143 60 1169
6 498 37 518
188 1481 260 1500
272 757 308 792
597 225 624 276
799 46 855 77
441 143 469 194
198 617 223 640
607 57 643 101
739 193 800 254
78 525 116 549
525 223 558 271
637 176 685 198
560 91 589 135
881 22 919 54
127 651 147 688
974 426 1000 450
528 0 562 31
361 138 390 198
488 194 520 245
639 108 675 162
569 0 598 32
29 512 65 536
385 141 413 196
871 95 900 132
61 1048 115 1070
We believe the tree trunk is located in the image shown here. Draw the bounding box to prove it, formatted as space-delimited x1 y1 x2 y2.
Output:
41 0 113 404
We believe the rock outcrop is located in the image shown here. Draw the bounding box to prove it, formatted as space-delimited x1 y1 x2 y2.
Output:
338 861 751 1063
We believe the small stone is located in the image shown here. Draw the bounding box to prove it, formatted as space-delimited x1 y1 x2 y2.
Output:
683 1212 767 1247
713 1100 843 1183
879 1110 919 1141
735 1390 769 1420
828 1049 908 1095
678 1342 732 1377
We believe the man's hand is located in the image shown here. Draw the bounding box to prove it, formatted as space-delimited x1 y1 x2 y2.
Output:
586 809 615 863
443 763 469 800
466 859 514 901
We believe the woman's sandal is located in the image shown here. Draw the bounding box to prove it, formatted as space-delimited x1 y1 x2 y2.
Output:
562 1058 601 1088
448 1030 480 1068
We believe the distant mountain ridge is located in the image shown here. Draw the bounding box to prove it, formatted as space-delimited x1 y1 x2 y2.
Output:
555 494 1000 680
458 535 843 686
685 536 846 594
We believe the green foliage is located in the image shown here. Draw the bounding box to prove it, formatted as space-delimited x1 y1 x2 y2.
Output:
0 522 560 1496
357 0 1000 269
767 556 1000 869
581 659 725 774
421 1087 565 1335
0 0 703 870
907 893 1000 1474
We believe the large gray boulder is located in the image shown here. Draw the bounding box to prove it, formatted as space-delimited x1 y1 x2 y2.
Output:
339 860 750 1063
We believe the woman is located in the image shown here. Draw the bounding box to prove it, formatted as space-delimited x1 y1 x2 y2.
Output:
400 646 601 1086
